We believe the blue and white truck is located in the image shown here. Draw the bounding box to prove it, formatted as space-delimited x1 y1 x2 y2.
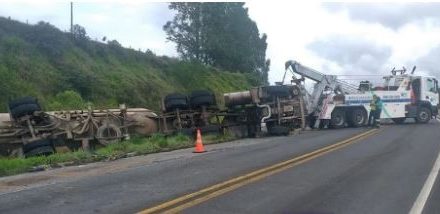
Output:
285 60 439 128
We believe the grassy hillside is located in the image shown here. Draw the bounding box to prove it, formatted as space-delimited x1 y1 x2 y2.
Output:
0 17 258 112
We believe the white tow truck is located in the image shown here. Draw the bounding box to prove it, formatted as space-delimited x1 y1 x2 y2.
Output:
284 60 439 128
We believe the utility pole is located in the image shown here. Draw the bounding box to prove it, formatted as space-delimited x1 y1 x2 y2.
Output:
70 2 73 34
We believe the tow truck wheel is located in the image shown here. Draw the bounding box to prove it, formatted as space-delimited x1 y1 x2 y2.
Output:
330 109 346 128
415 107 431 123
348 108 367 127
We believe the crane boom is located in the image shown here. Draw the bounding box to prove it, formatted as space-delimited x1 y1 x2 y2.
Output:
284 60 360 117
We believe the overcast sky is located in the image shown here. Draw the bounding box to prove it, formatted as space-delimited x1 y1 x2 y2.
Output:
1 1 439 84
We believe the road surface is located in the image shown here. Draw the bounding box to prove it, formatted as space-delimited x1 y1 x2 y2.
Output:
0 121 439 214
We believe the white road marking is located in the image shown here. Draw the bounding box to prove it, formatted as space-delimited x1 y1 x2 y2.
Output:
409 147 440 214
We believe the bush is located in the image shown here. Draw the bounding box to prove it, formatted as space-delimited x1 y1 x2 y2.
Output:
46 90 86 110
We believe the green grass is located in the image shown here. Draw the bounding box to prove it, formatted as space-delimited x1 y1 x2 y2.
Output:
0 17 248 177
0 17 256 112
0 133 236 177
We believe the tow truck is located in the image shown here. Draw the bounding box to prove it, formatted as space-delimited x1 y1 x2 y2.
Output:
284 60 439 128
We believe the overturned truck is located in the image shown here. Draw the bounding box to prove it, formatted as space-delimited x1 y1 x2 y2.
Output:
0 86 308 157
0 97 158 157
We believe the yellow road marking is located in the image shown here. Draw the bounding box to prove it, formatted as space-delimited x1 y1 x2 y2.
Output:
139 128 380 214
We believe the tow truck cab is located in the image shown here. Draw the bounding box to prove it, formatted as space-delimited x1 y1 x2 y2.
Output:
406 75 439 119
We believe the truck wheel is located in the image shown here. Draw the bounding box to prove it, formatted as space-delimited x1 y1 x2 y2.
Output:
348 108 367 127
415 107 431 123
392 118 406 124
96 123 123 145
23 139 54 157
265 85 290 97
9 97 42 122
190 90 216 108
268 125 289 136
10 103 41 119
330 109 346 128
25 146 55 157
8 97 39 109
164 93 189 112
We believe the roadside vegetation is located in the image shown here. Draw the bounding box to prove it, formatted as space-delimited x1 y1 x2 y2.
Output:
0 2 266 176
0 17 255 112
0 133 235 177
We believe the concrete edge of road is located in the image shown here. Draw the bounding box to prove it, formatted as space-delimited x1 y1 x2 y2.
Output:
139 128 381 214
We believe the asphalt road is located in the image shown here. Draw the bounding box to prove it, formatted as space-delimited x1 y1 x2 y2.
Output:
0 121 439 214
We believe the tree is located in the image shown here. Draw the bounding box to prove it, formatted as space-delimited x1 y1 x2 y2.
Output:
107 39 121 47
163 2 269 84
71 24 88 40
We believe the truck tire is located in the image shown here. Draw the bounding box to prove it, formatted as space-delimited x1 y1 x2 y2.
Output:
23 139 52 152
330 109 346 128
265 85 290 97
189 90 216 108
10 103 41 119
348 108 367 127
392 117 406 124
8 97 39 109
25 146 55 157
268 125 289 136
415 107 431 123
23 139 54 157
164 93 189 112
96 123 123 145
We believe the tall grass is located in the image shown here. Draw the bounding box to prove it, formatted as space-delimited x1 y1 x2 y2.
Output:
0 17 255 112
0 132 237 177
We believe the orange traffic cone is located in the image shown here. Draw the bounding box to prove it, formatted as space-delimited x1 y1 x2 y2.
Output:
193 128 206 153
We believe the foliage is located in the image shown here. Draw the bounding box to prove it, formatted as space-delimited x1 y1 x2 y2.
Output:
163 2 270 84
46 90 87 110
71 24 88 40
0 16 254 112
0 133 236 177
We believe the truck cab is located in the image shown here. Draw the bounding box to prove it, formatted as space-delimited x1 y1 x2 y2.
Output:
407 75 439 121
